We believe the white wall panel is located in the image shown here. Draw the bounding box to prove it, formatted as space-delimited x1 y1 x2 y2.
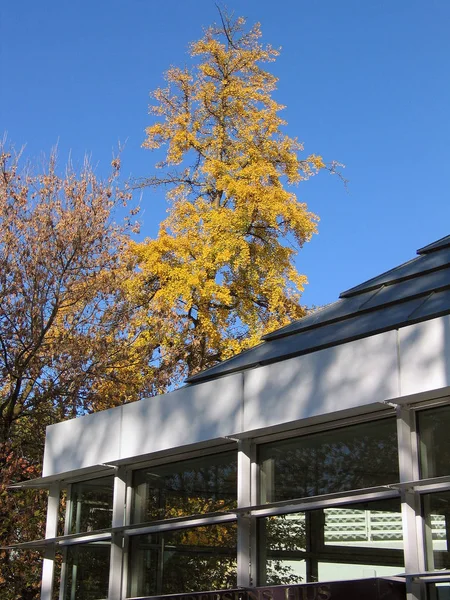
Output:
44 315 450 478
243 330 400 431
42 406 122 476
399 315 450 396
43 373 244 476
120 372 243 460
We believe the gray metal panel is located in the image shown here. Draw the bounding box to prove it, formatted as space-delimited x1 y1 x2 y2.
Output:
417 234 450 255
264 249 450 342
341 246 450 298
360 268 450 310
8 465 115 489
189 297 428 382
262 290 377 340
411 288 450 319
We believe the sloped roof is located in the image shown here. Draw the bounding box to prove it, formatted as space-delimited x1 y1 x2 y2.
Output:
187 235 450 384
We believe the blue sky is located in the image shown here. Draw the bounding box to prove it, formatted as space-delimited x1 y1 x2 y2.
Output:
1 0 449 307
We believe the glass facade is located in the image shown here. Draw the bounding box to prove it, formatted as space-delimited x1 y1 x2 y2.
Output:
259 498 404 585
128 522 237 597
37 402 450 600
68 476 114 534
132 451 237 523
418 405 450 479
422 491 450 571
259 418 399 502
63 542 110 600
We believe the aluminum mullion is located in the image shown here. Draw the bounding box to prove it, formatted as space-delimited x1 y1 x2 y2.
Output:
41 484 59 600
59 484 72 600
397 406 423 600
237 440 252 587
249 489 399 518
124 512 237 537
57 533 112 546
121 442 236 473
249 441 258 587
252 410 395 446
109 467 127 600
121 469 134 600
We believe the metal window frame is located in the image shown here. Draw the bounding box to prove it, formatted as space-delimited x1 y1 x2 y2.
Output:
34 396 450 600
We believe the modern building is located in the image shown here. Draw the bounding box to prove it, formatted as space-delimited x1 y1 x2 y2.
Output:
10 235 450 600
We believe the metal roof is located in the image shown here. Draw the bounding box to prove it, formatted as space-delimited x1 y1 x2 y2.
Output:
187 235 450 384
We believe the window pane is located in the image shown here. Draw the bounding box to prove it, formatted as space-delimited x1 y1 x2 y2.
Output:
259 419 398 502
423 491 450 571
428 582 450 600
259 498 404 586
69 476 114 534
128 522 237 597
70 476 114 533
132 451 237 523
418 406 450 478
63 542 110 600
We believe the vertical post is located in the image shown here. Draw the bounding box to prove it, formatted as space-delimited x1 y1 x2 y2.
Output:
41 483 60 600
237 439 252 587
397 406 424 600
108 467 127 600
121 470 133 599
59 484 72 600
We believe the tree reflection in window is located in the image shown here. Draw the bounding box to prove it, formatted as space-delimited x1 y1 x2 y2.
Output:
129 523 237 597
69 476 114 534
418 406 450 479
64 542 110 600
259 419 398 503
132 451 237 523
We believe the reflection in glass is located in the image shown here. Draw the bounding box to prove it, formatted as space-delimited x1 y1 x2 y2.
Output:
423 491 450 571
259 419 398 502
64 542 110 600
128 522 237 597
259 498 404 586
418 406 450 479
428 582 450 600
69 476 114 534
132 451 237 523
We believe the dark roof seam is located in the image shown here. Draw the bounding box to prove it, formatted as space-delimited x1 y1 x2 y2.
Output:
263 282 450 341
417 235 450 255
340 261 450 299
405 291 436 321
356 284 386 310
340 255 420 298
189 306 450 385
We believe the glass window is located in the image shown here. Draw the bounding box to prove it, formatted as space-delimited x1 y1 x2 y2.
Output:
128 522 237 597
132 451 237 523
63 542 110 600
428 582 450 600
69 476 114 534
259 419 399 503
423 491 450 571
258 497 404 586
418 406 450 479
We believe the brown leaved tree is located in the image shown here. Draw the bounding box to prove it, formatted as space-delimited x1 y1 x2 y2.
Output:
0 144 144 598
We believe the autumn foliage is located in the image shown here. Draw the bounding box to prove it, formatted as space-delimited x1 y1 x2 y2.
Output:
2 12 329 596
128 13 324 389
0 146 139 598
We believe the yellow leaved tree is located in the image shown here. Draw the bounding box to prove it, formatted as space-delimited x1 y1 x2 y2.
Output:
127 12 325 391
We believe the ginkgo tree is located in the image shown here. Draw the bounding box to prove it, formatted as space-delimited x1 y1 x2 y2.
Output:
128 11 326 388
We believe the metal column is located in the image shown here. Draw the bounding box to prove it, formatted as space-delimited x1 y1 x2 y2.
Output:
41 484 60 600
